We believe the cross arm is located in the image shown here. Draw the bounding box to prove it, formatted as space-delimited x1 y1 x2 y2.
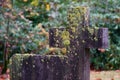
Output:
83 27 109 49
49 27 109 49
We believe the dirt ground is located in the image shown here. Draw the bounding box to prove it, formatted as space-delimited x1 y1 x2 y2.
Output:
90 70 120 80
0 68 120 80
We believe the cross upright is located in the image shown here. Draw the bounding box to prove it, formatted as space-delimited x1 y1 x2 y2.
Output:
49 6 109 80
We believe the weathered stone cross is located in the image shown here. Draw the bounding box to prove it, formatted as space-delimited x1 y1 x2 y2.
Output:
10 6 108 80
49 6 109 80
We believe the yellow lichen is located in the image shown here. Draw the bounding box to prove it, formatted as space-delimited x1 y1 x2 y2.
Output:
61 30 70 46
63 40 70 46
55 29 59 37
87 27 94 35
67 7 83 28
61 48 67 55
94 37 98 41
61 30 70 39
71 27 76 33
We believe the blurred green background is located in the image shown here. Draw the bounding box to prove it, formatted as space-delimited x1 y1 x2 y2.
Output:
0 0 120 70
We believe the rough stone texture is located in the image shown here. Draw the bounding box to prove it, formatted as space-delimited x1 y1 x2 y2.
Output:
49 7 109 80
9 54 68 80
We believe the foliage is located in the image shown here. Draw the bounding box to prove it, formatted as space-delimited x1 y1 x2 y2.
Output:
90 0 120 70
0 0 49 73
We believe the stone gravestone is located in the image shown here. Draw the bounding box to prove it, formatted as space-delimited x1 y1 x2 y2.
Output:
10 6 109 80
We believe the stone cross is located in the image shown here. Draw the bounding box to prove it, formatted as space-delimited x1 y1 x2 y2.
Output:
10 6 108 80
49 6 109 80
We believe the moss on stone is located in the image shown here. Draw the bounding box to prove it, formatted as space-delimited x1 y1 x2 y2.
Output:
61 30 70 40
9 54 33 80
63 40 70 46
61 30 70 46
